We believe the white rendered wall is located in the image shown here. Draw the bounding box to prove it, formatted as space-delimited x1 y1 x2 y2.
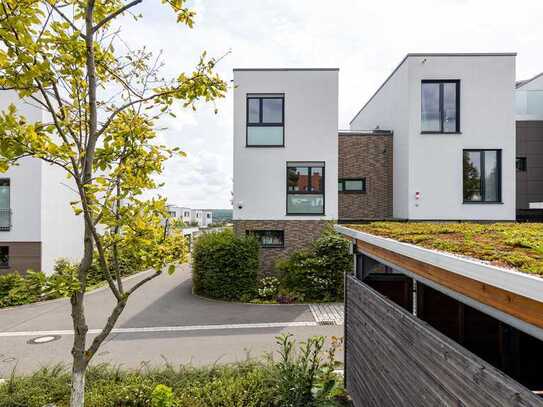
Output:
0 93 43 242
233 69 339 221
41 163 84 274
0 91 84 274
406 55 515 220
350 63 410 218
351 55 516 220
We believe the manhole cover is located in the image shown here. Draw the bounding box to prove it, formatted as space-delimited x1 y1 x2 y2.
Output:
27 335 61 345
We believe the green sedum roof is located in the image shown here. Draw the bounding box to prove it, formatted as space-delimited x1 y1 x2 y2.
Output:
346 222 543 276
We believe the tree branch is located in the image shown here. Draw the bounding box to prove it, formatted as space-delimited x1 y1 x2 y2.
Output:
93 0 143 33
49 3 86 40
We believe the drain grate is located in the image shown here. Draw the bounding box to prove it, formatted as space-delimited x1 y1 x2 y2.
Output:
318 320 336 326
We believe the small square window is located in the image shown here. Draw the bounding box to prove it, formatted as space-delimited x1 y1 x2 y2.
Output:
247 230 284 248
516 157 527 172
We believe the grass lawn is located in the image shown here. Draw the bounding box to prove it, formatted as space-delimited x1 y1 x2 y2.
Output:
345 222 543 276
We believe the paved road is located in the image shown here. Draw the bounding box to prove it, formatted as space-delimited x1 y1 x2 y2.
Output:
0 265 343 375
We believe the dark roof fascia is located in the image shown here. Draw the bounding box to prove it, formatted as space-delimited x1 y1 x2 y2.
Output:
233 68 339 72
516 71 543 89
349 53 517 125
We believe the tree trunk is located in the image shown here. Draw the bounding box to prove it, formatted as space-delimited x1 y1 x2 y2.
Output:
70 354 87 407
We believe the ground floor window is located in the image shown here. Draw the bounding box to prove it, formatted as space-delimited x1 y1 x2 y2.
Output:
338 178 366 193
0 246 8 268
247 230 284 248
463 149 501 203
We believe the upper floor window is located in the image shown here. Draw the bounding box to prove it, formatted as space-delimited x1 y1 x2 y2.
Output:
338 178 366 193
463 149 501 203
206 213 211 219
287 162 324 215
246 94 284 147
421 80 460 133
0 179 10 231
184 211 190 217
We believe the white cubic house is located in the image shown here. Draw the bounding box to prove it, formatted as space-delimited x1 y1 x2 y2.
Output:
0 92 84 275
351 53 517 221
232 68 339 273
167 204 213 227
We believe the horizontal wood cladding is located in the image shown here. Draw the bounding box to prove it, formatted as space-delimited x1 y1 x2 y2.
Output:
345 275 543 407
356 239 543 331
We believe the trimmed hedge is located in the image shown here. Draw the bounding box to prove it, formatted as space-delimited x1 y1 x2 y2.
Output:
192 229 259 301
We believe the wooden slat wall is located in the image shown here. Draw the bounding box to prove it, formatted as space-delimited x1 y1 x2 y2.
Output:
345 275 543 407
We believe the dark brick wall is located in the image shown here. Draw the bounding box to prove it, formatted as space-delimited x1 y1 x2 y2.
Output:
516 121 543 209
233 220 328 275
0 242 41 275
338 133 393 220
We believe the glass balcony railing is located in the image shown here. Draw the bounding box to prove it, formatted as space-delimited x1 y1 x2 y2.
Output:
0 208 11 231
516 90 543 118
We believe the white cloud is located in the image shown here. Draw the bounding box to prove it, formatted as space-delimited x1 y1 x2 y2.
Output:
116 0 543 208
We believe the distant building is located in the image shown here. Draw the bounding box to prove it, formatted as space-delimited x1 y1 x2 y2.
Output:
167 205 213 227
0 91 84 275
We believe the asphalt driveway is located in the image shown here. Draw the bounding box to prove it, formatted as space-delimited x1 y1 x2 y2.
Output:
0 265 342 375
0 264 314 333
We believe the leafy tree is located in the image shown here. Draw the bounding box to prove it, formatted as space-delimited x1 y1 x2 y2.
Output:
0 1 227 405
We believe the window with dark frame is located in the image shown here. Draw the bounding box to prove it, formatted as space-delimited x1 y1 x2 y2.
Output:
0 179 10 231
338 178 366 193
246 94 284 146
287 163 324 215
463 149 502 203
246 230 284 248
0 246 8 268
421 80 460 133
516 157 527 172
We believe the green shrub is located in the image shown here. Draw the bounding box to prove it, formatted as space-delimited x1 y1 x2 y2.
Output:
277 230 351 302
192 229 259 301
0 271 50 307
0 335 346 407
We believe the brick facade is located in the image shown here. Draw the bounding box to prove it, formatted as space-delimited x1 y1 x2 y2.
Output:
233 220 328 275
338 132 393 220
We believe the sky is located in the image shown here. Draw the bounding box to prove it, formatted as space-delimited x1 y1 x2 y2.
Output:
118 0 543 209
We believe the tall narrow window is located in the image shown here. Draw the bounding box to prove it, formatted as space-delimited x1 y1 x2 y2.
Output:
246 94 284 146
463 150 501 203
0 179 10 231
287 163 324 215
0 246 8 268
516 157 527 172
421 80 460 133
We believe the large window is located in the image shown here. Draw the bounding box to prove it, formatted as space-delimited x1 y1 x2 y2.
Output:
0 179 10 231
246 94 284 146
338 178 366 193
463 150 501 203
0 246 8 268
247 230 284 248
421 80 460 133
287 163 324 215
